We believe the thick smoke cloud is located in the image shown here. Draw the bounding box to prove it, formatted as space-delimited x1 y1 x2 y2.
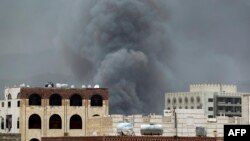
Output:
1 0 250 114
63 0 171 114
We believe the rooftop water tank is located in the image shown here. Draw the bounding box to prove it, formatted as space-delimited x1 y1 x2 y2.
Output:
140 123 163 135
117 122 134 136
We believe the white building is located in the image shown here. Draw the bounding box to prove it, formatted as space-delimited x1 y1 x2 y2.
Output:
165 84 249 118
0 87 21 133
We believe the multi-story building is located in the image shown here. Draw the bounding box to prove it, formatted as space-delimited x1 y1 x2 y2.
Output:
0 87 21 133
19 86 108 141
165 84 249 118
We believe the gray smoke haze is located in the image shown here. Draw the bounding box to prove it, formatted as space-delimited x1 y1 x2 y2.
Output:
60 0 171 114
1 0 250 114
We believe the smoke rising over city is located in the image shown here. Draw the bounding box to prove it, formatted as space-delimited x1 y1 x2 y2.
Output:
1 0 250 114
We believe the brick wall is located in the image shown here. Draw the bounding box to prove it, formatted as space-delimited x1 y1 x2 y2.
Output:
42 136 219 141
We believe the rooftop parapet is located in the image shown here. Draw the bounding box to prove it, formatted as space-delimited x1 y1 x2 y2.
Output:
190 84 237 93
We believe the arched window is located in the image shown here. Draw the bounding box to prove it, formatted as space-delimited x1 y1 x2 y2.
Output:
28 114 41 129
185 97 188 103
7 94 12 100
167 98 171 103
49 94 62 106
17 93 20 99
70 115 82 129
30 139 39 141
197 96 200 103
70 94 82 106
173 98 176 104
90 95 103 106
191 97 194 103
29 94 41 106
49 114 62 129
179 97 182 103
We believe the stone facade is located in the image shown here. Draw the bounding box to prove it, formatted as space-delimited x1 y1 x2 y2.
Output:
19 87 109 141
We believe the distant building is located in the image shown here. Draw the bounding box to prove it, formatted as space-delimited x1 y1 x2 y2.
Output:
165 84 249 118
0 87 20 133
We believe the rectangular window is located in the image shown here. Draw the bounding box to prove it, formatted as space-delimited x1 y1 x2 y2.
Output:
1 119 4 129
1 102 4 107
17 120 19 129
17 101 20 107
208 98 213 102
208 115 213 118
208 107 213 111
6 115 12 129
8 102 11 108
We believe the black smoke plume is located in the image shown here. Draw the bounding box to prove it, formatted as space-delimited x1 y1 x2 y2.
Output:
64 0 171 114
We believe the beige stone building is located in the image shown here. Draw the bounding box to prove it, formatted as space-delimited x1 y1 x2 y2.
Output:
165 84 248 118
19 87 109 141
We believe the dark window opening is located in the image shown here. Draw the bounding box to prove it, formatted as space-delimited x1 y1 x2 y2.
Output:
208 98 213 102
17 118 19 129
28 114 41 129
49 94 62 106
6 115 12 130
49 114 62 129
70 94 82 106
93 114 100 117
167 98 171 103
29 94 41 106
8 102 11 108
70 115 82 129
30 139 39 141
1 118 4 129
173 98 176 104
7 94 12 100
17 101 20 107
1 102 4 107
179 98 182 103
191 97 194 103
185 97 188 103
17 93 20 99
208 115 213 118
90 95 103 106
197 96 200 103
208 107 213 111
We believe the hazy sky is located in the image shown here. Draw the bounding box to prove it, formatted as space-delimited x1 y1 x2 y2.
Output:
0 0 250 114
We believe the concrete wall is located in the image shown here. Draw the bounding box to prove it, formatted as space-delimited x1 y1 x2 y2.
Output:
86 109 242 137
0 133 21 141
